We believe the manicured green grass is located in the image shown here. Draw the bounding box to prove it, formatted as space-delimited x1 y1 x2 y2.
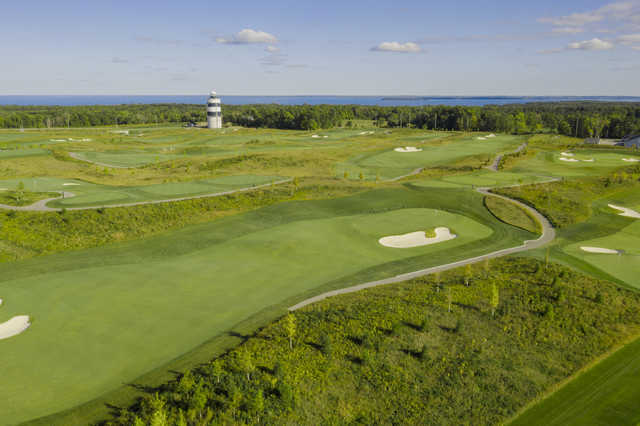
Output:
0 147 50 159
510 150 640 178
0 175 284 208
0 186 529 425
484 195 541 234
510 336 640 426
412 171 551 189
0 190 58 206
71 150 186 167
338 134 524 180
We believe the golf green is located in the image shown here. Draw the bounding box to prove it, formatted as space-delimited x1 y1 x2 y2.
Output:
339 134 524 179
0 186 530 424
563 220 640 289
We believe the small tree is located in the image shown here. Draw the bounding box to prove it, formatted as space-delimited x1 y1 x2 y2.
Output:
292 177 299 195
490 283 499 317
545 247 550 270
210 359 223 384
285 312 296 350
359 172 364 181
320 334 333 356
250 390 265 418
447 286 453 312
434 271 441 292
237 349 255 381
343 171 349 179
464 264 472 287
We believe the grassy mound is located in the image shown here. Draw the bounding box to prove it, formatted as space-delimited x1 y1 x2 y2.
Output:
106 257 640 425
484 195 541 234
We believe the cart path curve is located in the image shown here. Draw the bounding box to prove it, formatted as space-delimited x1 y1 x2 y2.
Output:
289 186 554 311
0 179 292 212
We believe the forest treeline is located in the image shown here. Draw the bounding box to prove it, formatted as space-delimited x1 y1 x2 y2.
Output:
1 102 639 138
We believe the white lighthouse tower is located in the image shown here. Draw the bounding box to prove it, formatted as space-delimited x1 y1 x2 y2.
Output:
206 90 222 129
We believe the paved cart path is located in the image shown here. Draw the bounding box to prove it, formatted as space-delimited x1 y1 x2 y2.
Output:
0 179 292 212
487 142 528 172
290 186 554 311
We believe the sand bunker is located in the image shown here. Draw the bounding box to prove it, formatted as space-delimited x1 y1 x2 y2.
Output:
560 157 579 162
609 204 640 219
63 183 80 186
379 227 456 248
561 152 574 157
623 158 640 162
0 315 31 340
359 131 375 135
582 159 595 162
486 134 496 138
476 137 487 140
394 147 423 153
580 246 620 254
50 139 67 142
312 135 320 138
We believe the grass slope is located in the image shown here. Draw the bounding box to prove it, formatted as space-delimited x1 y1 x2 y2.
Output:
0 186 528 425
105 257 640 425
511 336 640 426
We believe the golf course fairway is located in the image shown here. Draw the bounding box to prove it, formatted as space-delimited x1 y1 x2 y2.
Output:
0 186 532 424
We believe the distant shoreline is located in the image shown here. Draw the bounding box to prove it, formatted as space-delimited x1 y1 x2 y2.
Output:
1 95 640 107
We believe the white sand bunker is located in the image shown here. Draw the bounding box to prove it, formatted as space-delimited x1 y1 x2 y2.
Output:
312 134 320 138
359 131 375 135
623 158 640 162
561 152 574 157
63 183 80 186
486 134 496 138
0 315 31 340
50 139 67 142
394 146 423 153
560 157 579 162
379 227 457 248
580 246 620 254
582 159 595 162
476 137 487 140
609 204 640 219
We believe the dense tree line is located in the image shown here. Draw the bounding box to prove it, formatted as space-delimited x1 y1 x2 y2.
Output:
1 102 639 139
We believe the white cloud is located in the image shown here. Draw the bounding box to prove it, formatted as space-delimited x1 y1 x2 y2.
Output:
552 27 585 34
539 12 604 27
265 45 280 53
216 29 278 44
567 38 615 50
632 45 640 50
539 38 615 54
618 33 640 44
538 1 639 30
111 57 129 64
371 41 421 53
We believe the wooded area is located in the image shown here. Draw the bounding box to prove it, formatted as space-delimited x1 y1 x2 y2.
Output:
1 102 639 138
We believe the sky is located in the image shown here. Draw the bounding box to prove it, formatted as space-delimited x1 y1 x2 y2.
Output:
1 0 639 96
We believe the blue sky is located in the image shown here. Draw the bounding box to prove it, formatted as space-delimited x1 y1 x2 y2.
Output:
1 0 639 95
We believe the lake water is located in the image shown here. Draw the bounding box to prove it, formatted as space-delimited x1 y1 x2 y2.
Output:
1 95 639 107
